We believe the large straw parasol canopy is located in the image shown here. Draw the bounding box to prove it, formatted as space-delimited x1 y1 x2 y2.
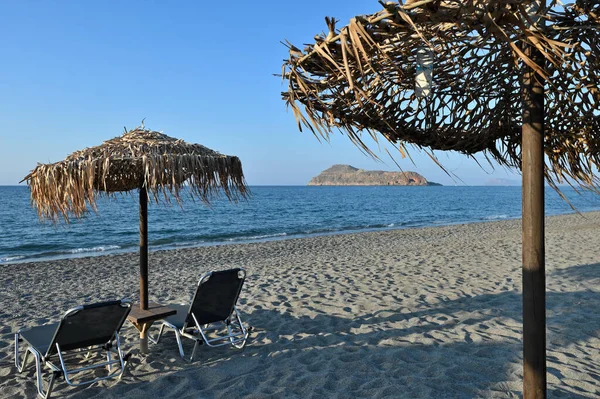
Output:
282 1 599 397
282 0 600 189
22 126 248 222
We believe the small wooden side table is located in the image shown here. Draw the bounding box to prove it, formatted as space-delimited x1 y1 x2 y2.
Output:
127 302 176 354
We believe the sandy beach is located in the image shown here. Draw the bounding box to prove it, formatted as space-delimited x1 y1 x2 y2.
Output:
1 212 599 398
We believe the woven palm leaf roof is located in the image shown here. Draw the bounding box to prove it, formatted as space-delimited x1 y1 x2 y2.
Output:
22 127 248 222
282 0 600 188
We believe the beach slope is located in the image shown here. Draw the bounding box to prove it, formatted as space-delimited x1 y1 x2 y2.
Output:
1 213 599 398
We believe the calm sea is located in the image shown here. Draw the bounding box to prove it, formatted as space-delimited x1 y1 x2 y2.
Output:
1 185 600 264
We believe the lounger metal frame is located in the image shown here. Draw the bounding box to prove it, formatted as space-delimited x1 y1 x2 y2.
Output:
14 299 132 398
152 269 250 362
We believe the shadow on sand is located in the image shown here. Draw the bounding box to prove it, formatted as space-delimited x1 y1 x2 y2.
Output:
9 263 600 398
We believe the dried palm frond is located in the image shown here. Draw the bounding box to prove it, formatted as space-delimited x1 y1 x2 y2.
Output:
282 0 600 189
22 127 248 222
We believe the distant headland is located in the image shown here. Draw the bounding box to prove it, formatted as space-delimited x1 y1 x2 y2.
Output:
308 165 442 186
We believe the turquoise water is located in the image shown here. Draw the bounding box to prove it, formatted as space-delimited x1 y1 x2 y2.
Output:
1 185 600 264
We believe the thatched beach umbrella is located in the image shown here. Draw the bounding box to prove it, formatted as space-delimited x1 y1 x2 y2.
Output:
281 1 599 397
22 126 248 312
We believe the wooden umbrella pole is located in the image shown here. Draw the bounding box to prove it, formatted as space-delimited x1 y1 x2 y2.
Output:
139 187 149 311
521 2 546 397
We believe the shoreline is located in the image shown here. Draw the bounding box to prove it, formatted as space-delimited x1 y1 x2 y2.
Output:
1 211 599 398
3 209 600 266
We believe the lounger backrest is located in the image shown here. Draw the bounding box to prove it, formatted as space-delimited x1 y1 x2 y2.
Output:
186 268 246 326
45 300 132 357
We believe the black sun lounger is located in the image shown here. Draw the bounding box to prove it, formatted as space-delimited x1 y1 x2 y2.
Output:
152 268 251 362
15 299 132 398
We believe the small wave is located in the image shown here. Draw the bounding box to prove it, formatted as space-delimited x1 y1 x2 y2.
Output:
225 232 288 242
1 255 26 262
174 241 204 247
484 214 509 220
67 245 121 254
0 245 126 264
301 223 398 236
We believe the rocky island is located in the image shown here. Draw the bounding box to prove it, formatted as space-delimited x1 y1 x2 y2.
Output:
308 165 441 186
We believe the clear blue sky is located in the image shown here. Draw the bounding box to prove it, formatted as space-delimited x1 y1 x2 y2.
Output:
0 1 521 186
